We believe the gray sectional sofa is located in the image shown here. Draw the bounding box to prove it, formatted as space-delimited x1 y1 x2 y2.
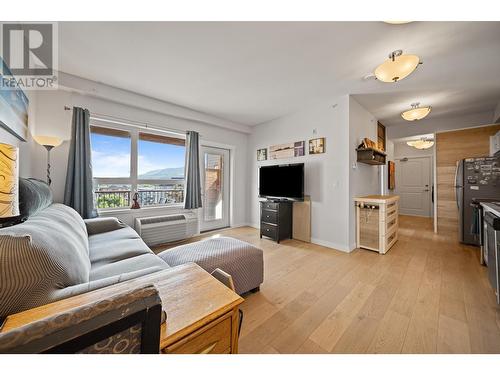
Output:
0 203 169 318
0 179 263 318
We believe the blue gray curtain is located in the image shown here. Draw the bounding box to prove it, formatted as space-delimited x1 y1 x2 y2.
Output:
184 131 202 209
64 107 96 219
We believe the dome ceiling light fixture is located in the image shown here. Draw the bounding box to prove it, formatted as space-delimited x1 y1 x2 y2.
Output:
374 50 420 82
401 102 432 121
407 137 435 150
383 21 413 24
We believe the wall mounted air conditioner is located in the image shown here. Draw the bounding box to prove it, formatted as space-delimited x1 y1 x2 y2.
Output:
135 212 199 246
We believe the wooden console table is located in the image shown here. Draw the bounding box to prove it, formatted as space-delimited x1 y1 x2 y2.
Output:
1 263 244 354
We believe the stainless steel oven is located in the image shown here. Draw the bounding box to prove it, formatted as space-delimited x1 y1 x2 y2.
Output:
472 199 498 265
484 209 500 305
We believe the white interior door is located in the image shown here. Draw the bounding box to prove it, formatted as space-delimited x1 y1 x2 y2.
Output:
200 146 230 231
395 156 432 217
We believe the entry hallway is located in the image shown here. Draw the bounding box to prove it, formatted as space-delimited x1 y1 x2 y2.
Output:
188 216 500 353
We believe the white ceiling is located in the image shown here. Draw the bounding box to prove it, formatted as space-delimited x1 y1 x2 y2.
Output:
59 21 500 126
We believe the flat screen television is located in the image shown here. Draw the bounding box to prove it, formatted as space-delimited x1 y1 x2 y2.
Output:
259 163 304 201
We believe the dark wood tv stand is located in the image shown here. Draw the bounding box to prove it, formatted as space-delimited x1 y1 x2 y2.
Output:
260 200 293 243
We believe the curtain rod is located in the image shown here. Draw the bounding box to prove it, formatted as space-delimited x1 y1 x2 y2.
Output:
64 105 190 138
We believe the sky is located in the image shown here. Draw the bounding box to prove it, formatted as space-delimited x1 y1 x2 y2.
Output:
90 133 185 177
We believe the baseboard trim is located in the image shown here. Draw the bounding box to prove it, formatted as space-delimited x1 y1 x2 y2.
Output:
246 222 352 253
231 222 253 228
310 237 352 253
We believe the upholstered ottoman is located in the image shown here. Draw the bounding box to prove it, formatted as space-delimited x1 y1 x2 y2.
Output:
158 237 263 295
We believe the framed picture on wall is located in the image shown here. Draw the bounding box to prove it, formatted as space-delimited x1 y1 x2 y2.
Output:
309 137 325 154
388 161 395 190
0 57 29 141
257 148 267 161
269 142 295 159
294 141 305 157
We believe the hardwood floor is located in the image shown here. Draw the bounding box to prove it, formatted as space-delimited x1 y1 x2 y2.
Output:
156 215 500 353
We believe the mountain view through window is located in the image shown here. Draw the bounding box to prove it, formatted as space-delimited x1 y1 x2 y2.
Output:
90 126 185 209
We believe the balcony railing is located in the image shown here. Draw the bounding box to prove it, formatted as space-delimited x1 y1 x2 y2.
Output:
138 189 184 206
94 189 184 209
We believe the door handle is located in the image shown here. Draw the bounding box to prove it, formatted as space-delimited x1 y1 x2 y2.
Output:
454 161 461 209
423 189 430 192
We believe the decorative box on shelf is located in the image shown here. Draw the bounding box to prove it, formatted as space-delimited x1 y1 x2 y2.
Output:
356 147 386 165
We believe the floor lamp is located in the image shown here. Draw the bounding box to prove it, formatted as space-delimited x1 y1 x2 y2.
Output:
33 136 63 186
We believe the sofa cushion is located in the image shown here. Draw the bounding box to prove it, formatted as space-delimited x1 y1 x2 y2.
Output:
0 203 91 317
84 217 127 236
89 227 154 266
88 226 169 281
18 178 53 219
0 178 53 227
89 253 169 281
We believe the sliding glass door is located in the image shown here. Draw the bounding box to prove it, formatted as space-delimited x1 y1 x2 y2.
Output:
200 146 230 231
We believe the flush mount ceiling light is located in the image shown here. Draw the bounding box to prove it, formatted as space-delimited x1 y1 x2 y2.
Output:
401 102 432 121
383 21 413 24
374 50 420 82
407 137 435 150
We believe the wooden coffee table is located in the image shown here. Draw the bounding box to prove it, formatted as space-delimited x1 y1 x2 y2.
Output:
1 263 244 354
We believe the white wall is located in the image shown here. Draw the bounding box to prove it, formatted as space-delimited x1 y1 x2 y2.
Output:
248 96 351 251
247 95 382 252
386 110 494 139
58 72 251 134
393 141 434 159
30 78 249 228
348 96 380 249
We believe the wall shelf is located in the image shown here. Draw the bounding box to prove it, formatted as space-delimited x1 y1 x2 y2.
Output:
356 147 386 165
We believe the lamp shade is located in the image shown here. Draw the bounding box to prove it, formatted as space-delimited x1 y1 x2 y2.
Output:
406 138 435 150
401 104 432 121
33 135 63 148
374 51 420 82
0 143 20 218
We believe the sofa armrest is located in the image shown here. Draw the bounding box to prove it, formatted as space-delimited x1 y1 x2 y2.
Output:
46 266 167 324
84 217 126 235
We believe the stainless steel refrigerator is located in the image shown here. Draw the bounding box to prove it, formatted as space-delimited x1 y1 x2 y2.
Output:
455 156 500 245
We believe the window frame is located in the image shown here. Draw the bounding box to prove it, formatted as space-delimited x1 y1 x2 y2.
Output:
90 120 186 211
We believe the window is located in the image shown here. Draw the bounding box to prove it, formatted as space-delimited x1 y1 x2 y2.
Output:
90 125 186 210
203 153 223 221
90 127 131 178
